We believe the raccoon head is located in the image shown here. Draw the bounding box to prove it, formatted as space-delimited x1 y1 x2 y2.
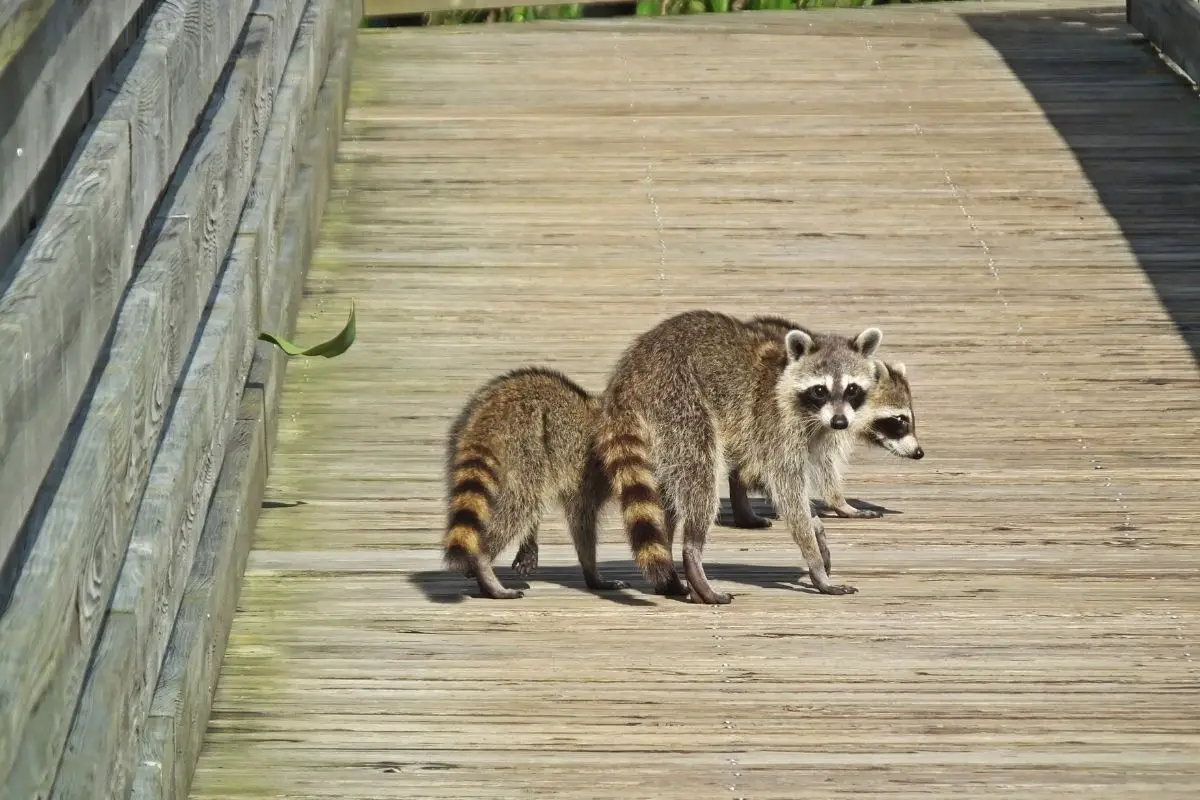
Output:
780 326 883 434
857 359 923 460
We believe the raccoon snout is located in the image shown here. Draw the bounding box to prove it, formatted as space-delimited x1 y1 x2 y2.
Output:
911 446 925 460
830 414 848 430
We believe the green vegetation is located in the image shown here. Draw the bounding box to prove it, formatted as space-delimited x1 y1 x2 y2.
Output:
258 302 357 359
423 0 931 25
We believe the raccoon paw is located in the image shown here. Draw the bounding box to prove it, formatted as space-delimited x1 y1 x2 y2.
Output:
586 577 630 591
814 582 858 596
834 505 882 519
511 545 539 577
730 511 773 529
484 587 526 600
654 574 689 597
687 589 733 605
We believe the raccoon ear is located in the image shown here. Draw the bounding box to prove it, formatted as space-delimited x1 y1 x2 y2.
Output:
872 359 888 380
854 327 883 356
890 362 907 378
785 330 815 362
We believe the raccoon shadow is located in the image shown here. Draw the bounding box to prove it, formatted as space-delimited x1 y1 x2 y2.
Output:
713 496 899 527
961 5 1200 366
407 563 658 606
409 559 837 604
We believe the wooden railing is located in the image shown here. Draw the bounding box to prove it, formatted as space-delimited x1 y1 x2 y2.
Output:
0 0 360 796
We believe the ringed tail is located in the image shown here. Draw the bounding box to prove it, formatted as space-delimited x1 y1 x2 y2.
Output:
596 416 674 584
443 444 500 571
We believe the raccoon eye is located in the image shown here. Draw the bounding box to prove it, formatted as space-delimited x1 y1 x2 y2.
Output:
872 415 910 439
807 385 829 402
844 383 864 403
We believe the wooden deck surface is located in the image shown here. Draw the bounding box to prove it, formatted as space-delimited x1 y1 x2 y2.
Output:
189 1 1200 796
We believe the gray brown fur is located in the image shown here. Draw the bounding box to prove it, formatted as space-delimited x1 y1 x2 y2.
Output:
727 316 924 530
594 309 884 604
442 366 626 599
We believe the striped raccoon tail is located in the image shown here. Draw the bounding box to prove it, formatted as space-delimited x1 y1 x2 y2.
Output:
595 413 678 588
442 444 500 572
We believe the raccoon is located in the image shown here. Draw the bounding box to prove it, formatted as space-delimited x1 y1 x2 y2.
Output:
442 366 627 599
727 316 924 529
595 309 883 605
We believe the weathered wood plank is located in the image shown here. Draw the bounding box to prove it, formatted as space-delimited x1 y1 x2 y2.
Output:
0 0 152 265
0 0 259 579
0 118 133 575
50 234 258 800
0 8 298 794
242 0 342 329
36 3 311 797
127 8 357 797
1129 0 1200 84
134 397 267 800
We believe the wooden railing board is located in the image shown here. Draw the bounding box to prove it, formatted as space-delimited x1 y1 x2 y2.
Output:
51 202 260 800
37 2 311 797
0 0 258 585
127 4 358 798
0 0 156 267
0 4 300 795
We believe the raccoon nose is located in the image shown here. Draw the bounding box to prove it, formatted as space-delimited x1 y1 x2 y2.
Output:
830 414 848 430
912 446 924 460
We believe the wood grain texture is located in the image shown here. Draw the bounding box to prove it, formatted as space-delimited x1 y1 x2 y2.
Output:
51 231 259 800
0 4 299 793
242 0 343 330
189 2 1200 797
0 118 133 576
0 0 260 578
1129 0 1200 82
130 8 358 797
0 0 147 263
132 403 267 800
42 2 311 797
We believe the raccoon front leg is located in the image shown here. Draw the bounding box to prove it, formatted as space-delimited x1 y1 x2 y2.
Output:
813 514 831 575
561 490 628 592
727 469 772 529
812 442 881 520
771 475 856 595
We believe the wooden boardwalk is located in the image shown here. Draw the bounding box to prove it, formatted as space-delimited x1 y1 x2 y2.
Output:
189 1 1200 797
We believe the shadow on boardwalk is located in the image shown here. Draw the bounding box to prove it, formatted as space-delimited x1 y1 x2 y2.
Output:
408 560 831 605
410 498 902 605
963 4 1200 365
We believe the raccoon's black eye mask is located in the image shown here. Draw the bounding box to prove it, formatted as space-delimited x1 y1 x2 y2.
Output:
872 415 911 439
799 385 829 410
844 383 865 408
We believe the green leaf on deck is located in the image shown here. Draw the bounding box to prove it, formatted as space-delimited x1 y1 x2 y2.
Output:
258 302 357 358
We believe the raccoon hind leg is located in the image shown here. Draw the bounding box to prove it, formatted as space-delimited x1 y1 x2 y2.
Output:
561 489 628 592
661 424 731 605
473 491 541 600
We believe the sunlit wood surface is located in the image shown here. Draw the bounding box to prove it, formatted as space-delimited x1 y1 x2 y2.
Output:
190 2 1200 797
